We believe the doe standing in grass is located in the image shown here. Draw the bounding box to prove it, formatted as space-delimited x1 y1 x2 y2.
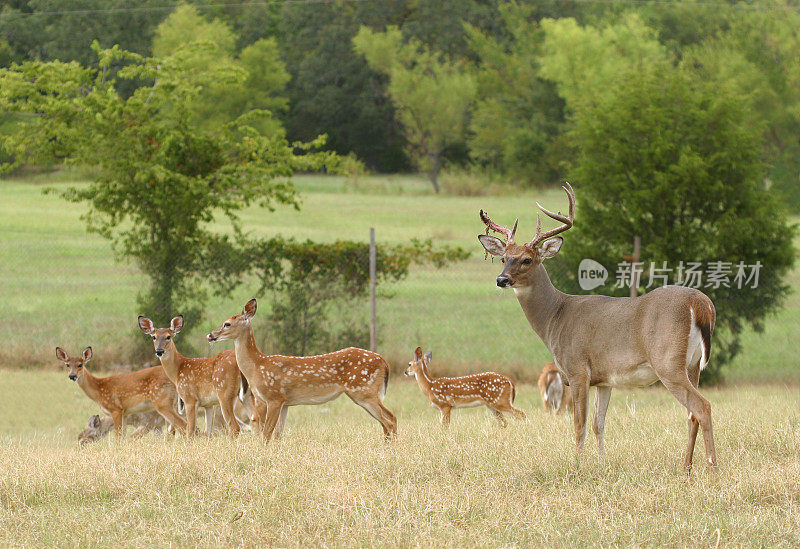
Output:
138 315 247 438
56 346 186 437
405 347 527 427
206 298 398 441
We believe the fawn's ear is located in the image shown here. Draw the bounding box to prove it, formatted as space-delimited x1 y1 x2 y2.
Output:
478 234 506 257
424 350 432 362
414 347 422 361
538 237 563 260
138 316 155 334
55 347 68 362
88 415 102 429
243 298 257 320
170 315 183 334
82 347 93 363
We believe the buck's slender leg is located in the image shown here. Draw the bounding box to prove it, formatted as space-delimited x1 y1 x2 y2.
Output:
654 355 717 473
592 386 612 461
570 376 590 455
684 362 702 473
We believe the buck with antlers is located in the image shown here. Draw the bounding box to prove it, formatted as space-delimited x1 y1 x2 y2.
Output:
478 183 718 473
206 298 397 441
405 347 526 427
56 346 187 437
138 315 249 437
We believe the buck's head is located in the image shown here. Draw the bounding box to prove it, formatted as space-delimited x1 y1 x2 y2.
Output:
56 346 92 382
405 347 432 377
207 298 257 343
478 183 575 289
138 315 183 357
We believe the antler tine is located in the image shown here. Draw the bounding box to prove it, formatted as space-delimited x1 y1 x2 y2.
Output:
480 209 515 243
510 218 518 241
528 182 576 248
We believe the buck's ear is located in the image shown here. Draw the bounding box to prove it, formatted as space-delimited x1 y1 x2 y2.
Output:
138 316 155 334
170 315 184 334
88 415 102 429
478 234 506 257
82 347 93 362
242 298 257 319
424 350 432 362
414 347 422 360
539 237 563 260
55 347 68 362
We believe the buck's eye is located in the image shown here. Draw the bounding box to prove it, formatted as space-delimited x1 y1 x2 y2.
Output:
224 322 231 327
522 258 533 265
500 258 505 263
77 364 82 368
152 336 156 340
166 336 170 340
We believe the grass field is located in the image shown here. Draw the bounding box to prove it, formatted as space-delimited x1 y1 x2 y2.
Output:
1 172 798 384
0 370 797 547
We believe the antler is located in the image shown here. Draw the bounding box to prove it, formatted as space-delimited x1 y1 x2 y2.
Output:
527 182 575 248
480 210 518 243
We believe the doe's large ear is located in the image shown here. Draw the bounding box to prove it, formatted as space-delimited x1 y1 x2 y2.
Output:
424 350 432 362
82 347 93 363
55 347 68 362
170 315 184 334
243 298 257 319
539 237 563 260
138 316 155 335
478 234 506 257
88 415 102 429
414 347 422 360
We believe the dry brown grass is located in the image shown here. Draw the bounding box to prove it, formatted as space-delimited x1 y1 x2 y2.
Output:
0 370 798 547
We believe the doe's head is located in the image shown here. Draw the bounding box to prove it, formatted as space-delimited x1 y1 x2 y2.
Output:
56 346 92 382
207 298 257 343
77 414 113 445
478 183 575 289
405 347 432 377
138 315 183 357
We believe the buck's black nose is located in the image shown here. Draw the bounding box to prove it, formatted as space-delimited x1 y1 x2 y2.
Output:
496 276 512 288
155 349 164 357
69 374 77 381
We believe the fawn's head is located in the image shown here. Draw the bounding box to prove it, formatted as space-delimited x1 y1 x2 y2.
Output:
207 298 257 343
56 346 92 382
77 414 113 445
478 183 575 289
405 347 432 377
138 315 183 357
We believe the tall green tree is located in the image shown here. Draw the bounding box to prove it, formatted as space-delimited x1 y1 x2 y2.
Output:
152 4 289 137
0 43 339 328
544 55 795 382
354 26 476 192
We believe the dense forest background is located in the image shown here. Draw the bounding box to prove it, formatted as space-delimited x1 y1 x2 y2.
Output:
2 0 799 207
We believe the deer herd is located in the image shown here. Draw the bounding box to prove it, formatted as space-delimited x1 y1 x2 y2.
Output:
57 184 719 475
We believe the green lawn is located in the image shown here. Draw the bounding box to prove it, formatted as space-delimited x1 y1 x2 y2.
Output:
0 172 798 384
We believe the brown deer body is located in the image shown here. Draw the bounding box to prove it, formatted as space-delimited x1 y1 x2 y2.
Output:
138 315 245 437
405 348 526 427
56 347 187 437
207 299 397 441
538 362 572 415
78 412 169 444
479 183 718 473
